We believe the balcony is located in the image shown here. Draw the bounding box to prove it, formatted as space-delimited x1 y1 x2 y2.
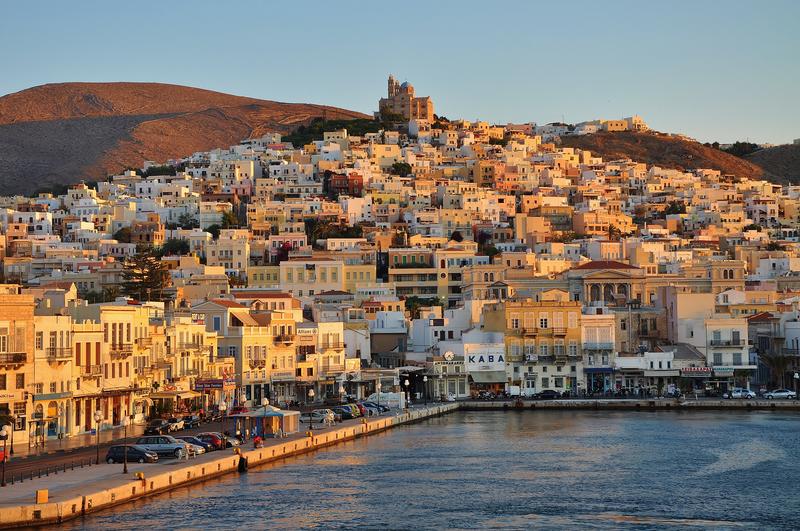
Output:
709 339 746 347
551 327 567 336
584 342 614 351
109 343 133 356
249 358 266 369
321 363 345 374
184 368 200 377
136 337 153 348
0 352 27 365
321 342 345 350
46 347 73 361
83 365 103 377
178 342 201 351
273 334 295 345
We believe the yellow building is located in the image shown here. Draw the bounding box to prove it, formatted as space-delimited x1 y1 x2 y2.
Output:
483 289 583 395
0 293 35 448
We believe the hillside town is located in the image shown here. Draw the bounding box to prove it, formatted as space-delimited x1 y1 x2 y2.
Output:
2 75 800 450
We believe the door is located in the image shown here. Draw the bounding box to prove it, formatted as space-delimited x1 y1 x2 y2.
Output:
84 400 92 432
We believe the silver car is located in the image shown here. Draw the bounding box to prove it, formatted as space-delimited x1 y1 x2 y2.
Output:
764 389 797 399
135 435 189 458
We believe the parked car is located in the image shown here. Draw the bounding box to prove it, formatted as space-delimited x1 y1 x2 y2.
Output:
135 435 189 458
196 432 225 450
764 389 797 399
358 403 379 417
182 415 202 429
723 388 756 399
144 419 170 435
167 417 185 431
300 409 335 424
176 435 213 452
535 390 561 400
332 406 356 420
105 445 158 464
361 401 389 413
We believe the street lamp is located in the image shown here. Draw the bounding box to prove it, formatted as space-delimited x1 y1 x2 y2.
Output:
219 399 227 445
93 410 102 465
8 415 14 455
307 389 315 429
404 378 410 409
376 381 382 410
122 416 130 474
58 405 64 448
0 425 9 487
794 372 799 400
423 376 428 406
338 384 346 404
261 397 269 409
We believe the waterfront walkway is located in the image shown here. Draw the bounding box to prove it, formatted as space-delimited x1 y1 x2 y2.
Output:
0 404 457 528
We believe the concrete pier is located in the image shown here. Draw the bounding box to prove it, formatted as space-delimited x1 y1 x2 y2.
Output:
461 398 800 410
0 403 458 529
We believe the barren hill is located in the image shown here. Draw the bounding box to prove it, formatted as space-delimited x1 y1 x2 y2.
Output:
745 143 800 185
0 82 369 194
560 131 772 181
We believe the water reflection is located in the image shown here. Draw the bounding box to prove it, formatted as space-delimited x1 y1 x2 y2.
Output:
62 410 800 530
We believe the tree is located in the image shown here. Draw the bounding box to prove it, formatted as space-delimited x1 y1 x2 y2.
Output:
404 296 443 319
221 210 239 229
664 201 687 216
121 247 170 301
160 238 190 256
276 241 293 264
450 230 464 242
743 224 762 232
390 162 412 176
206 224 221 240
760 351 791 388
113 227 132 243
178 212 198 229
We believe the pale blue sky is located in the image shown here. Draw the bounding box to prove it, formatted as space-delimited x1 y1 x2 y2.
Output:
2 0 798 144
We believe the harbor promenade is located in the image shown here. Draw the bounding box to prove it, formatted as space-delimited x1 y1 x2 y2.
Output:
0 404 458 528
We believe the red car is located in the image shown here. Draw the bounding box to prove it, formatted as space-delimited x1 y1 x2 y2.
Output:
354 403 367 417
196 432 225 450
230 405 248 415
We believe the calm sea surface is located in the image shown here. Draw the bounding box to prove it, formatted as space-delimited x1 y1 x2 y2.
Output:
63 410 800 530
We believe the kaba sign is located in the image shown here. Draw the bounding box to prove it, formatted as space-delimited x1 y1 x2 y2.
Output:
468 354 505 364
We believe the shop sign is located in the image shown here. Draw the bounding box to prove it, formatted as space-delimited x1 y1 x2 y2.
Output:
465 344 506 372
713 367 735 376
681 367 712 377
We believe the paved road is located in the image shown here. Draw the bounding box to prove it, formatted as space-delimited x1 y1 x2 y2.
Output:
2 417 244 483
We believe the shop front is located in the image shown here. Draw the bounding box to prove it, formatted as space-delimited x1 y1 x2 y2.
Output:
194 377 237 410
679 366 712 393
584 367 615 395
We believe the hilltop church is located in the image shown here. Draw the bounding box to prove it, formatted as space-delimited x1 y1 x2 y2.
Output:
378 75 434 121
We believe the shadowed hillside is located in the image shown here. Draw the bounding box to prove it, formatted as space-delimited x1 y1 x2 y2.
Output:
0 82 369 194
560 131 773 181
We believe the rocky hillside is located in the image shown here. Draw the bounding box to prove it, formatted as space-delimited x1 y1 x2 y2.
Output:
745 143 800 185
0 82 368 194
560 131 774 182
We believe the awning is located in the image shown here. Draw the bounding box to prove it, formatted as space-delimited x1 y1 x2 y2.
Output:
469 371 507 384
178 390 202 399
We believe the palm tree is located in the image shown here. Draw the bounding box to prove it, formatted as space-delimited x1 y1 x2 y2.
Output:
760 351 791 388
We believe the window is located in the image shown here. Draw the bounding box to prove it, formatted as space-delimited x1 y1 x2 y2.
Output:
554 377 564 388
35 332 43 350
15 373 24 389
213 317 221 332
0 374 5 390
540 344 549 357
541 377 550 388
713 352 723 365
539 315 548 329
732 352 742 365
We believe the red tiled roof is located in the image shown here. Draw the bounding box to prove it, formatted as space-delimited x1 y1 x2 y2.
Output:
572 260 639 270
746 311 776 322
208 299 246 308
232 291 292 299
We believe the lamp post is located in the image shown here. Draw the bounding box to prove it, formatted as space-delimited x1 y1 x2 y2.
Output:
58 404 64 448
0 425 8 487
423 376 428 407
338 384 346 404
218 399 227 445
261 397 269 409
376 381 382 410
8 415 14 455
794 372 799 400
93 410 102 465
122 416 130 473
404 378 410 410
307 389 315 429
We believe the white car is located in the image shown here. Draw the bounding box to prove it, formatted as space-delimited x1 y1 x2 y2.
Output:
723 388 756 399
764 389 797 399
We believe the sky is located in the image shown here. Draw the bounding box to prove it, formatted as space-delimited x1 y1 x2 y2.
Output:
1 0 798 144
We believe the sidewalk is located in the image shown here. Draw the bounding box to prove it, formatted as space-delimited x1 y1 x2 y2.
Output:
8 423 147 460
